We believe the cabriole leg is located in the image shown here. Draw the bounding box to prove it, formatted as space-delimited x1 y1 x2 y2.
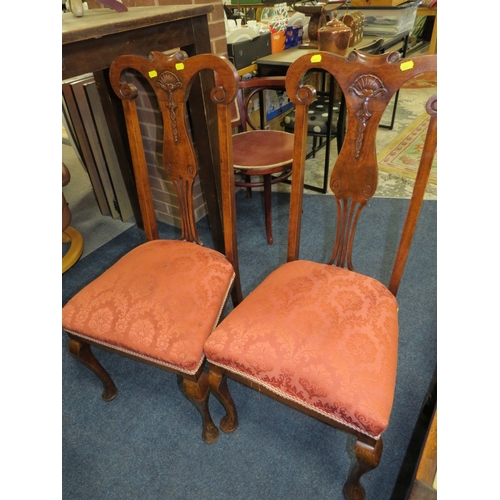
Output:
343 436 383 500
208 366 238 434
182 372 219 444
68 337 118 402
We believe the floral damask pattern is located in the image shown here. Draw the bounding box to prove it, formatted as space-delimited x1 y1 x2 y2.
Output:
204 260 399 438
63 240 235 375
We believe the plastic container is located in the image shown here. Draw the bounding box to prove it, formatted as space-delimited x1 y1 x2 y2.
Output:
338 1 420 37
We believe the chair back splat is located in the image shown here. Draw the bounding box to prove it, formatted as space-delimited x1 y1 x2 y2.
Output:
204 49 437 499
286 50 437 295
111 53 229 240
62 51 243 445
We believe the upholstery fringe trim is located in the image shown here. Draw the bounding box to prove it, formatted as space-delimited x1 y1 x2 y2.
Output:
210 361 382 440
66 327 205 376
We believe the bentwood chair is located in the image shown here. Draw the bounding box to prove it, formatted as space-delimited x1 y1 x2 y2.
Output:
62 51 241 444
231 77 294 245
204 50 437 498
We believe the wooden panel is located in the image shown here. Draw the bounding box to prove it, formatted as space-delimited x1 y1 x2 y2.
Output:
62 77 110 216
408 409 437 499
76 78 121 219
63 20 199 80
85 80 135 221
416 410 437 485
62 6 214 79
62 5 213 44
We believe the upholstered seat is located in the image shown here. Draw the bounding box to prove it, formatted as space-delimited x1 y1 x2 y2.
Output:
205 260 398 438
63 240 235 375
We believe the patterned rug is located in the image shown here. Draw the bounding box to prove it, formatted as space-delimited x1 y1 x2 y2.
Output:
377 113 437 185
402 72 438 89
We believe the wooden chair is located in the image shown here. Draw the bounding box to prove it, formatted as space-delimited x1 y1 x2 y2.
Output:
231 76 294 245
204 50 437 498
62 51 242 444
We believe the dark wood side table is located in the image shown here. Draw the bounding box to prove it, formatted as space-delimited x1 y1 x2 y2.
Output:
62 6 226 251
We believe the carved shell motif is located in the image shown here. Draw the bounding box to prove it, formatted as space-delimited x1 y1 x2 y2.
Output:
156 71 183 144
348 74 388 158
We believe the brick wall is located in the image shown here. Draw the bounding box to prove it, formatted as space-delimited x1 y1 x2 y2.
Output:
86 0 228 226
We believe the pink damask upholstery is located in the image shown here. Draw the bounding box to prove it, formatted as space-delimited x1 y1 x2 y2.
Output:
204 260 398 438
63 240 235 375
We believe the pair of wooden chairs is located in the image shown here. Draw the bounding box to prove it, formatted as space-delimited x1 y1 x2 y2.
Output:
62 49 437 499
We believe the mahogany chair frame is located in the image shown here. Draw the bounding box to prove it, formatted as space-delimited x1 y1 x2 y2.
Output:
206 50 437 498
63 51 242 444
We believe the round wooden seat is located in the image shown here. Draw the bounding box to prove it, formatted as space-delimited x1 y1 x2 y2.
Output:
233 130 294 170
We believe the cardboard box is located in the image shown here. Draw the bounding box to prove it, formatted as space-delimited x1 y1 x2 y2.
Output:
265 89 293 122
285 26 304 49
271 31 286 54
227 33 272 70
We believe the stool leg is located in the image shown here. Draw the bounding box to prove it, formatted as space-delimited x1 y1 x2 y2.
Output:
245 175 252 198
263 174 273 245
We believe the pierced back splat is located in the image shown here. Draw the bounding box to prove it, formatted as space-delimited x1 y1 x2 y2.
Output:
110 51 209 244
155 66 199 243
286 51 437 287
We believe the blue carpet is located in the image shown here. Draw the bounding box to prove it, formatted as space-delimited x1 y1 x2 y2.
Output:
62 190 436 500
